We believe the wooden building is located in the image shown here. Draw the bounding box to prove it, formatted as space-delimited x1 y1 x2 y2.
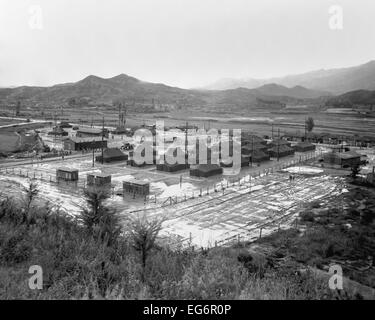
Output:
56 167 79 181
63 137 108 151
249 150 270 163
87 172 112 187
190 164 223 178
95 148 128 163
323 151 361 169
268 145 295 158
48 126 68 137
123 178 150 196
156 163 190 172
293 142 316 153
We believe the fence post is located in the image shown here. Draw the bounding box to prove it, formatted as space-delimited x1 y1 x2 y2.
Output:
259 228 262 239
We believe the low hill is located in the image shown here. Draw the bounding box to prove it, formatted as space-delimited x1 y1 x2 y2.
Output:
326 90 375 107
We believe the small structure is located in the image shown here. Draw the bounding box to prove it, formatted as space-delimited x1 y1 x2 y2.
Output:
56 167 78 181
323 151 361 169
268 145 295 158
76 127 109 138
87 172 112 187
241 143 268 156
293 142 316 153
63 137 107 151
48 126 68 137
190 164 223 178
95 148 128 163
267 139 292 149
156 163 190 172
59 121 72 128
249 150 270 163
220 156 250 168
123 178 150 196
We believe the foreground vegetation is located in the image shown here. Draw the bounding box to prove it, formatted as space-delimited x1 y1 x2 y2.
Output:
0 181 367 299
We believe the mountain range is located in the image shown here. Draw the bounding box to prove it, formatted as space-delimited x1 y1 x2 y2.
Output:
202 61 375 94
1 60 375 111
0 74 326 111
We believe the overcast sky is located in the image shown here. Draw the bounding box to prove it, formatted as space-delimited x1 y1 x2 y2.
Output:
1 0 375 88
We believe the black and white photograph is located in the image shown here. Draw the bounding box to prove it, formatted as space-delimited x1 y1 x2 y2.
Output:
0 0 375 305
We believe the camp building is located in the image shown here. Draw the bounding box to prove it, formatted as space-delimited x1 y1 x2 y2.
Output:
123 178 150 196
56 167 79 181
95 148 128 163
322 151 361 169
293 142 316 153
87 172 112 187
190 164 223 178
63 137 108 151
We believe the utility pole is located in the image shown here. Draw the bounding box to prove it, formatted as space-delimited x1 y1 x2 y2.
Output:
101 116 105 165
271 123 274 140
251 136 254 167
185 121 188 156
277 128 280 162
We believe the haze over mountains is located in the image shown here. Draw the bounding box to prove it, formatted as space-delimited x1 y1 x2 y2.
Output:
1 60 375 111
203 61 375 94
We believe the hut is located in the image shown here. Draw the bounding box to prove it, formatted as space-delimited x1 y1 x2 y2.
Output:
267 139 292 148
241 143 268 156
123 178 150 196
156 163 189 172
323 151 361 169
190 164 223 178
95 148 128 163
87 172 111 187
249 150 270 163
48 126 68 137
241 133 267 146
293 142 316 152
268 145 295 158
56 167 78 181
63 137 107 151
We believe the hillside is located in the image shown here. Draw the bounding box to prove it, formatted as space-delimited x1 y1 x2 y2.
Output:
326 90 375 107
253 84 330 99
203 60 375 94
0 74 325 112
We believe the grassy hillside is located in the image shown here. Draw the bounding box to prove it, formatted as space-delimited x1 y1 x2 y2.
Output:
0 181 341 300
